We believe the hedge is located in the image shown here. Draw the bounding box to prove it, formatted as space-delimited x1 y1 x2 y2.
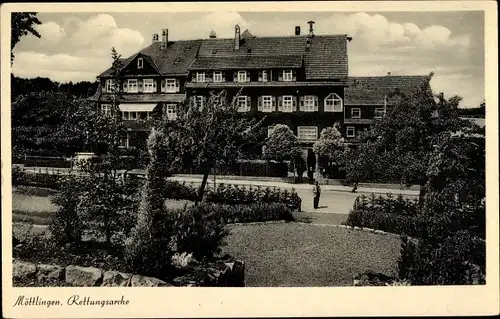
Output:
164 181 302 211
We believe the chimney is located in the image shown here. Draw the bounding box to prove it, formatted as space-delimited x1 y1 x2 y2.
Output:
161 29 168 49
307 20 315 37
209 30 217 38
295 26 301 36
387 72 391 76
234 25 241 50
152 33 159 44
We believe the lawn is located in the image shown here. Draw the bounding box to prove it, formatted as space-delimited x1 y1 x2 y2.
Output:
222 223 401 287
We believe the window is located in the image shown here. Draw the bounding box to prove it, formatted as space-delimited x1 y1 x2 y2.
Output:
101 104 112 117
297 126 318 142
213 71 223 83
196 72 205 83
129 111 137 120
237 71 247 82
351 108 361 118
262 96 273 112
346 126 355 138
283 70 293 81
127 79 138 93
165 79 176 92
324 93 343 112
374 107 386 119
196 96 204 108
166 104 177 120
238 96 249 112
122 111 129 120
143 79 155 93
302 95 316 112
282 95 293 112
105 79 114 93
260 70 268 82
137 57 143 69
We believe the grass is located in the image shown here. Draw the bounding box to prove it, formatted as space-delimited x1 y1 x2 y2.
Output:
222 223 401 287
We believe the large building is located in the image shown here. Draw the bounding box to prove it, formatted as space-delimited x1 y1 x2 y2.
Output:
91 22 432 170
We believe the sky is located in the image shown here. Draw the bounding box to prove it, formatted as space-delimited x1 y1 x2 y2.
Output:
12 11 485 108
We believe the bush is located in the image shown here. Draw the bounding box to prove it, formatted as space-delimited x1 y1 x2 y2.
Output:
49 175 84 244
398 231 485 285
343 194 423 237
171 205 230 261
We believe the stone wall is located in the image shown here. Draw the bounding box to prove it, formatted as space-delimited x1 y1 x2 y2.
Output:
13 259 245 287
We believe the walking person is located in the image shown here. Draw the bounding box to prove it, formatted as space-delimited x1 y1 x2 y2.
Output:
313 181 321 209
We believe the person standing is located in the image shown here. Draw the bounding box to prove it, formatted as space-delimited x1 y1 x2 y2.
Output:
313 181 321 209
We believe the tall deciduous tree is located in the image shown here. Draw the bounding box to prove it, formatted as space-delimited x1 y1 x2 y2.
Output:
263 124 302 162
343 73 475 193
11 12 41 63
161 89 265 205
263 124 303 180
313 123 347 177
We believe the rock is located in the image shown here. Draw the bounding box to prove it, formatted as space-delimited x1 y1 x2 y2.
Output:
130 275 172 287
65 265 103 286
101 271 132 287
37 264 64 281
13 260 37 279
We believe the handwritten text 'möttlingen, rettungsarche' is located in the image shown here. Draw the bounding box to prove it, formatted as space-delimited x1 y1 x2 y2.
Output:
13 295 130 308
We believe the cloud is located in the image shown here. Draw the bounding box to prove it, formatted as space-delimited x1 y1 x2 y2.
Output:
12 51 110 82
67 14 144 57
35 21 66 43
13 14 145 82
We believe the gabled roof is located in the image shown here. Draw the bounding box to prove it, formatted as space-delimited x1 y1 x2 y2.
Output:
344 75 432 105
98 40 202 77
196 35 348 79
189 55 303 71
97 33 348 79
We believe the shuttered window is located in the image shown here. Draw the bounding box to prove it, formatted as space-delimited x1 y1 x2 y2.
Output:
237 96 251 112
127 79 138 93
143 79 155 93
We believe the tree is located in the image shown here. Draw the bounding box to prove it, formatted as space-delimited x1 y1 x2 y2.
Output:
11 12 41 63
161 89 265 205
343 73 475 194
74 48 141 245
313 123 347 177
263 124 304 180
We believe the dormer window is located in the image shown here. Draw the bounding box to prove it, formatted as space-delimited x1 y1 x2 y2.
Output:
237 71 247 82
174 57 181 64
283 70 293 81
213 71 223 83
259 70 268 82
196 72 206 83
324 93 343 112
137 57 143 69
